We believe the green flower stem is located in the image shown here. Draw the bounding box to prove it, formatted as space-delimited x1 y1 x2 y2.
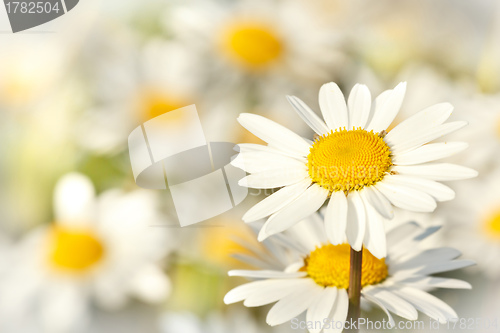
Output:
347 246 363 332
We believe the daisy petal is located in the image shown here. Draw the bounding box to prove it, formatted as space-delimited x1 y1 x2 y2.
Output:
391 248 471 275
366 89 392 128
236 143 304 159
232 151 306 173
362 292 396 328
386 222 422 252
390 121 468 154
287 95 329 135
54 173 96 227
367 82 407 132
130 265 171 304
266 280 323 326
388 225 442 262
325 191 348 245
324 289 349 333
391 164 478 181
238 168 308 189
287 215 325 251
41 282 89 332
259 185 329 241
346 191 366 251
243 279 307 308
347 84 371 129
375 181 437 212
397 276 472 290
319 82 348 130
242 179 312 222
384 102 454 146
393 247 461 269
228 270 306 279
392 142 469 165
224 279 305 305
364 288 418 320
416 260 475 276
231 254 279 270
363 186 394 219
361 196 387 259
394 287 458 324
383 175 455 202
306 287 338 333
245 279 314 307
237 113 311 156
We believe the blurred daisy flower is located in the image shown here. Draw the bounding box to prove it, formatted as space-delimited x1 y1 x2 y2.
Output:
353 1 485 80
77 33 202 153
77 30 245 152
164 0 345 102
0 173 172 332
447 95 500 173
233 82 477 258
225 215 474 331
442 169 500 278
0 37 70 110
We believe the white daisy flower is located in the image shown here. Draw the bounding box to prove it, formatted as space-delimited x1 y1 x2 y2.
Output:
224 215 474 332
0 173 172 332
233 82 477 258
164 0 345 103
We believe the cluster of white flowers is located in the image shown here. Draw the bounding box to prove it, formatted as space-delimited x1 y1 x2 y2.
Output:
225 82 477 332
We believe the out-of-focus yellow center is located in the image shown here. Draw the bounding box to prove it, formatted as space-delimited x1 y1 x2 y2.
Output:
307 128 392 193
48 227 105 272
201 221 260 269
302 244 388 289
1 72 40 106
496 117 500 139
483 210 500 240
223 23 283 68
140 91 188 121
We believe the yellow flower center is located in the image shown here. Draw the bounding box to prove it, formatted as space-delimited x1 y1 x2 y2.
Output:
302 244 388 289
483 210 500 240
48 227 105 272
223 23 283 68
140 91 189 121
307 128 392 193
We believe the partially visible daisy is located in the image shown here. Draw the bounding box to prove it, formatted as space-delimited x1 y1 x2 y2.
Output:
76 33 201 153
353 1 485 79
0 173 173 332
225 215 474 332
233 82 477 258
164 0 346 104
0 36 70 110
442 169 500 278
445 94 500 172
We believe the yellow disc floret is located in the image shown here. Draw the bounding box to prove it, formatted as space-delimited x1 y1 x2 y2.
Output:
48 227 105 272
307 128 392 193
483 210 500 240
140 90 190 121
302 244 388 289
223 23 283 68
